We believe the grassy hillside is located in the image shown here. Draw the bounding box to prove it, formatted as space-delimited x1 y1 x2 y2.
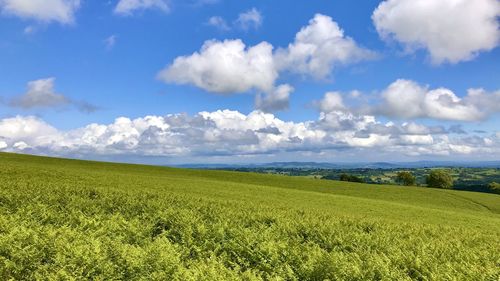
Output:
0 152 499 280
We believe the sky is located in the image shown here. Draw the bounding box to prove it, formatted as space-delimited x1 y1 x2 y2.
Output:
0 0 499 165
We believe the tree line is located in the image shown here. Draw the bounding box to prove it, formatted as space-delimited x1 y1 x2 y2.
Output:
338 169 455 189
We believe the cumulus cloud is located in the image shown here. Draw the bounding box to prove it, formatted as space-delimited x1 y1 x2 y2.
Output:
311 80 500 122
114 0 169 15
464 88 500 114
10 78 69 109
160 14 374 112
0 111 318 156
1 108 496 160
235 8 262 30
0 0 80 24
275 14 376 79
372 0 500 64
7 77 98 113
0 116 61 150
255 84 294 112
374 79 499 121
316 92 346 112
158 39 277 94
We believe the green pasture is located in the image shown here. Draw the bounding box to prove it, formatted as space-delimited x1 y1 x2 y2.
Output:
0 152 499 280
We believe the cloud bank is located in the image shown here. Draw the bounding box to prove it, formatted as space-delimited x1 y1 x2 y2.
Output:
1 107 497 161
372 79 500 121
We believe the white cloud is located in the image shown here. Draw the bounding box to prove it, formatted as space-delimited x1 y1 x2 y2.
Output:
402 122 434 135
379 79 426 119
235 8 262 30
275 14 375 79
424 88 483 121
317 110 375 132
206 16 230 31
158 39 277 94
160 14 374 112
375 79 498 121
0 110 498 160
317 92 346 112
372 0 500 64
207 8 262 32
255 84 294 112
7 78 98 113
464 88 500 114
23 25 36 34
10 78 69 109
449 144 473 154
0 115 61 150
104 35 117 50
398 135 434 145
0 0 80 24
13 141 29 150
114 0 169 15
312 81 500 123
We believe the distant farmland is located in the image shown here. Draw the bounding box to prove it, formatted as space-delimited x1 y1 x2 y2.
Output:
0 152 499 280
221 166 500 194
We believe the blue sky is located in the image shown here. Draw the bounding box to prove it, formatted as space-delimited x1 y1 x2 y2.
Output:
0 0 499 164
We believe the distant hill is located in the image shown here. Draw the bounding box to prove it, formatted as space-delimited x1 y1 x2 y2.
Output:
177 160 500 169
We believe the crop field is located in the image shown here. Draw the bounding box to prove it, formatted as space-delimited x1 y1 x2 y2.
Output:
0 152 499 280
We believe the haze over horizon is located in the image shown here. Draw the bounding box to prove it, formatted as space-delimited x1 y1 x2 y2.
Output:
1 0 499 164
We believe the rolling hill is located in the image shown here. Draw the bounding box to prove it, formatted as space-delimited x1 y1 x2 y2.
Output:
0 152 499 280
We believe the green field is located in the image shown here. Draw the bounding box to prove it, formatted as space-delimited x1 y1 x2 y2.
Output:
0 152 499 280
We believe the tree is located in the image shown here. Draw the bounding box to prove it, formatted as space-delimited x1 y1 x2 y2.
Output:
339 173 364 183
426 169 454 189
339 173 351 181
349 175 364 183
396 171 416 186
488 182 500 194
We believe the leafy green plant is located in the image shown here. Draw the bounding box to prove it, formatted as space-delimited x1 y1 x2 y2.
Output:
426 169 454 189
489 182 500 194
339 173 364 183
396 171 416 186
0 152 498 280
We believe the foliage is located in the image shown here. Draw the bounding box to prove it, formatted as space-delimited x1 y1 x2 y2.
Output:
0 152 499 280
489 182 500 194
231 167 500 194
426 169 454 189
396 171 416 186
339 173 364 183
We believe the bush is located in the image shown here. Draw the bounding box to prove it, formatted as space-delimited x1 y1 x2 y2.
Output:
396 171 416 186
426 170 454 189
488 182 500 194
339 173 364 183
